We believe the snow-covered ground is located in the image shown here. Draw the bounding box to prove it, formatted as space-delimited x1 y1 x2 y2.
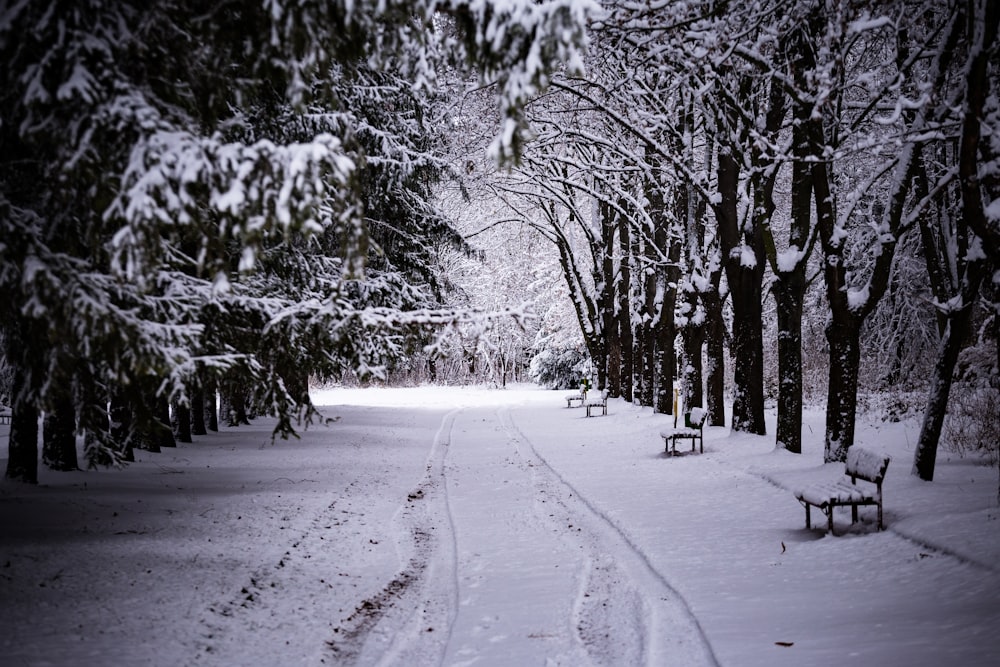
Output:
1 385 998 666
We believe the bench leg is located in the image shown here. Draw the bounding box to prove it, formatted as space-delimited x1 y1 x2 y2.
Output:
805 504 811 529
851 504 859 524
827 507 835 535
877 501 883 531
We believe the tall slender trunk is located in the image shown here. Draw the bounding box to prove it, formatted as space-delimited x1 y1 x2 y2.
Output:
156 395 177 448
655 311 676 414
109 389 135 463
173 399 193 443
824 318 862 462
601 202 619 394
5 363 39 483
912 306 976 481
618 208 634 402
681 306 705 410
773 273 805 453
205 379 219 432
717 148 766 434
704 276 726 426
42 389 78 471
640 313 655 408
191 386 207 436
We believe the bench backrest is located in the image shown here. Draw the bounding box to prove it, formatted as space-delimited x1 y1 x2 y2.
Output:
685 407 707 429
845 447 890 485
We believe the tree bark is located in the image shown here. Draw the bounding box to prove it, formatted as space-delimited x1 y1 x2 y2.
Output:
42 389 78 471
205 380 219 431
172 400 193 443
703 276 727 427
824 318 862 462
681 303 705 410
912 305 977 481
109 389 135 463
156 396 177 448
5 370 39 483
773 273 805 453
618 208 634 402
717 147 766 434
191 386 207 436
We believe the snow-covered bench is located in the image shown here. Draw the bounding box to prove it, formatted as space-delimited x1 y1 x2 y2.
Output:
794 448 890 535
565 389 587 408
0 407 10 425
584 390 609 417
659 407 707 456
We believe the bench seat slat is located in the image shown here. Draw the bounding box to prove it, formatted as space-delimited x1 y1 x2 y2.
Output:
659 427 701 438
795 481 877 506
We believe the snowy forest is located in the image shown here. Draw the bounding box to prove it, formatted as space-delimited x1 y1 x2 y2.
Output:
1 0 998 485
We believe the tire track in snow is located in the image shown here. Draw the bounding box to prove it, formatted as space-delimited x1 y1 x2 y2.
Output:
327 408 460 666
497 407 720 667
193 475 385 665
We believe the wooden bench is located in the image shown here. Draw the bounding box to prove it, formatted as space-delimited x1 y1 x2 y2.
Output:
659 407 707 456
0 411 10 426
565 389 587 408
584 390 609 417
794 448 890 535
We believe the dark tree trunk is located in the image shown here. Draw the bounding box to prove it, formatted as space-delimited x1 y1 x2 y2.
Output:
225 384 250 426
681 303 705 410
717 148 766 434
606 320 621 398
172 400 192 443
205 381 219 432
703 280 726 427
655 316 676 415
912 307 976 481
639 314 655 408
132 384 161 453
6 377 39 483
109 389 135 463
598 201 618 393
824 318 862 462
191 386 207 436
618 211 634 403
773 273 805 453
42 389 78 471
156 396 177 448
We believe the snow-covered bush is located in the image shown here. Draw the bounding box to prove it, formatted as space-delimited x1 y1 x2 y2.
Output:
529 347 588 389
943 340 1000 465
942 385 1000 466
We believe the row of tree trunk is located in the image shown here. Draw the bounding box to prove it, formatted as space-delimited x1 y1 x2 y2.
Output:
4 372 256 483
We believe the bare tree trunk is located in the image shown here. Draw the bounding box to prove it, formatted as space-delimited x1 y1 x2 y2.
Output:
109 389 135 463
191 386 207 436
156 396 177 448
42 388 78 471
824 318 862 462
618 208 635 402
717 147 766 434
774 274 805 453
704 277 726 427
172 399 192 443
205 379 219 432
5 364 39 483
681 305 705 410
912 305 977 480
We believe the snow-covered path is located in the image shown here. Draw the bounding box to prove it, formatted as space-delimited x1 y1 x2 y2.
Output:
443 406 590 664
339 405 718 666
3 385 999 667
